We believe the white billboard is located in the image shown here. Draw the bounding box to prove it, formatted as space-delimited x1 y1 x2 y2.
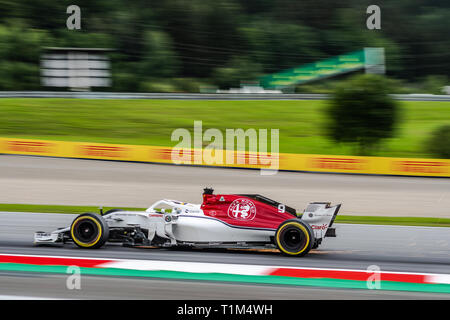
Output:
41 48 112 90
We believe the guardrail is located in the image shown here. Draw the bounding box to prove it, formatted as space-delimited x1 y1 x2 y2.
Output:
0 91 449 101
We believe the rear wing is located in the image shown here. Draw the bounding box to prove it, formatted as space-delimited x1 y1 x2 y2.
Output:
300 202 341 240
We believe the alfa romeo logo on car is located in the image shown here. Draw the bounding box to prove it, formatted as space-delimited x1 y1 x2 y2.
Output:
227 198 257 220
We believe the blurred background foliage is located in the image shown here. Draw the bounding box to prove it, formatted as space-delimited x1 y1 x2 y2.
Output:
0 0 448 91
326 74 399 155
427 125 450 158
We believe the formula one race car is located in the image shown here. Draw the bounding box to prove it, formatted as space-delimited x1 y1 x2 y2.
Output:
34 188 341 257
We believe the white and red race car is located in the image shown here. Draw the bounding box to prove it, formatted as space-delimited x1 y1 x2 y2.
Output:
34 188 341 257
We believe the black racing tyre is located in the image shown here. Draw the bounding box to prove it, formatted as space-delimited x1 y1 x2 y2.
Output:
275 219 315 257
103 209 124 215
70 213 109 249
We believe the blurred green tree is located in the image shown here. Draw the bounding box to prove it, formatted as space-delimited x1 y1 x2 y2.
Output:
0 0 448 90
423 75 448 95
326 74 399 155
212 56 262 89
240 19 321 73
427 125 450 159
0 22 52 89
140 31 179 78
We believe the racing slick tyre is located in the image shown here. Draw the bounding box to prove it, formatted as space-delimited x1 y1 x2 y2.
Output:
70 213 109 249
103 209 124 215
275 219 315 257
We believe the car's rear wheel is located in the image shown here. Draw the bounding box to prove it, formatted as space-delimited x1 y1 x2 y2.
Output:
275 219 314 257
70 213 109 249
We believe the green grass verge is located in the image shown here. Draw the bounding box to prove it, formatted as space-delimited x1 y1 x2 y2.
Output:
0 203 449 227
0 98 449 158
334 215 450 228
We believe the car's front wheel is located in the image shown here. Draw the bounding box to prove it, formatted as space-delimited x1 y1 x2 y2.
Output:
70 213 109 249
275 219 314 257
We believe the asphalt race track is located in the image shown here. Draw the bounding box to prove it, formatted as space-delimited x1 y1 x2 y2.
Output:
0 212 449 299
0 155 449 299
0 273 446 300
1 212 449 273
0 155 449 217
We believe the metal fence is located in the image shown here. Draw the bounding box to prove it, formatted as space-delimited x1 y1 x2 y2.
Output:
0 91 449 101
